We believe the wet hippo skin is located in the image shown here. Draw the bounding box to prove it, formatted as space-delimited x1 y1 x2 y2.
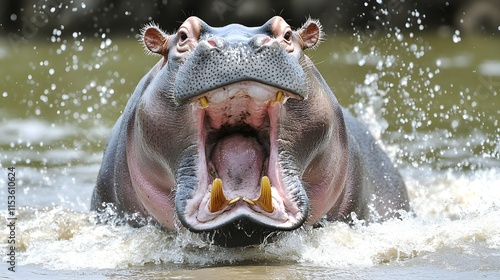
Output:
91 16 410 247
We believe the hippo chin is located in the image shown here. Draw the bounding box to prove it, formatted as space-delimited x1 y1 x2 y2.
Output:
92 16 410 247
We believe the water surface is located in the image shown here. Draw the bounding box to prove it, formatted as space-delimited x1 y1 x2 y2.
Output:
0 28 499 279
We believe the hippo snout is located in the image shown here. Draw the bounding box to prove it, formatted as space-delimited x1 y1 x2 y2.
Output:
173 32 310 104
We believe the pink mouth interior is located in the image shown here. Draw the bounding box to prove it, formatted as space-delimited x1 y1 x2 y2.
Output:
211 133 266 200
183 81 304 230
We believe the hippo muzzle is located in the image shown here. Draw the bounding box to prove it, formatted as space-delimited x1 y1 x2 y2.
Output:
92 16 409 247
174 37 310 103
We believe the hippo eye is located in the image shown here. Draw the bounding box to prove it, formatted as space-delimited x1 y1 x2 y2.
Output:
284 31 292 41
179 31 188 42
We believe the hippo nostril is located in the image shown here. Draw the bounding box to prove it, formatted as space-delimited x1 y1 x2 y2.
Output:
204 37 225 49
207 40 218 48
261 37 271 46
251 35 273 49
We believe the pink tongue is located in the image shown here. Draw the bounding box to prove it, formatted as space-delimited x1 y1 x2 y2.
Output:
211 134 265 198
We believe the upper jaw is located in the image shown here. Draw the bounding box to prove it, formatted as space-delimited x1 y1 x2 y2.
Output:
172 39 309 105
176 81 309 232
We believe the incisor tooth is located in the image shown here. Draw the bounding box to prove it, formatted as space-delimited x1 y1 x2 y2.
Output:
209 178 227 212
253 176 274 213
228 197 241 205
199 96 209 108
242 197 255 205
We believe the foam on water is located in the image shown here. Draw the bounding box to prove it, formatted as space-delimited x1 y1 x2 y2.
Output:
1 167 498 271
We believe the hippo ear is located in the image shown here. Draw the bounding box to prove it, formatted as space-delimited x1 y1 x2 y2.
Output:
141 23 170 56
297 18 324 50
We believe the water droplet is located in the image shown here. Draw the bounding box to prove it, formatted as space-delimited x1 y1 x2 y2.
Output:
358 58 366 67
452 30 461 43
10 14 17 21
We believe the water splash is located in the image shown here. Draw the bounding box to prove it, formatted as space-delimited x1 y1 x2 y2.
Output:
2 167 498 271
2 2 499 276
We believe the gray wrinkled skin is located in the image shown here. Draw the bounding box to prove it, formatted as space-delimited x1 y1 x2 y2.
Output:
92 16 410 247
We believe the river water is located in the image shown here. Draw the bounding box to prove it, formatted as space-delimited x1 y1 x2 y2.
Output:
0 26 499 279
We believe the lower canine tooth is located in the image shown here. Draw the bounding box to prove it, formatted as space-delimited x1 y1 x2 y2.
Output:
253 176 274 213
209 178 227 212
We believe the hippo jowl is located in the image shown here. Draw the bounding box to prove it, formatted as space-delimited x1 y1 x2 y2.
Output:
91 16 410 247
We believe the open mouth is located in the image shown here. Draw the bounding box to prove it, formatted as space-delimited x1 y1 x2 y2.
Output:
180 81 309 231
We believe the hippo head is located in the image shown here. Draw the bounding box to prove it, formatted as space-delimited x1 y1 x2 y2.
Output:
134 16 347 246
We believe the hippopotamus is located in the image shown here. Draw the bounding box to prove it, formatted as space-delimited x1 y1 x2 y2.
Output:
91 16 410 247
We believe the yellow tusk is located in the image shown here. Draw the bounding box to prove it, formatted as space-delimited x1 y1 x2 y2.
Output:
199 96 209 108
269 91 284 107
253 176 274 213
209 178 227 212
276 91 284 102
